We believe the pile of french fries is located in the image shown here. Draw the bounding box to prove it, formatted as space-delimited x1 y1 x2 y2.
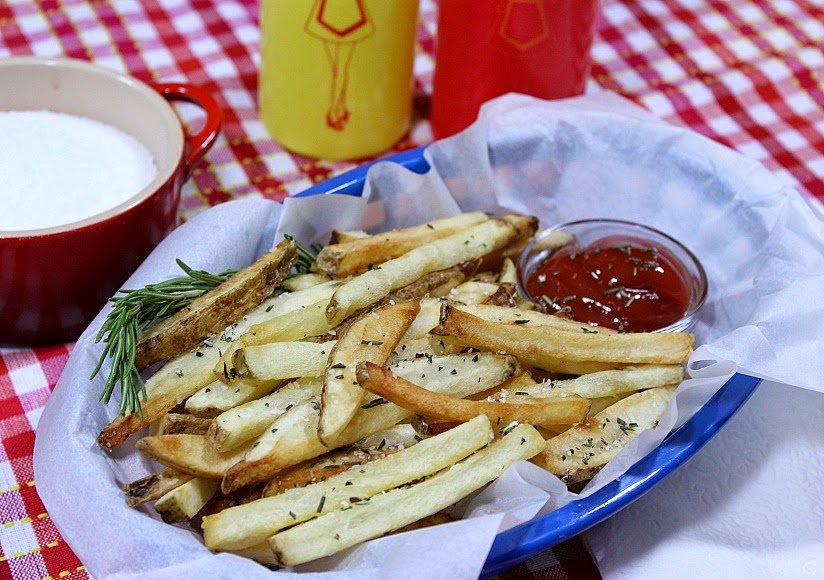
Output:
104 212 694 567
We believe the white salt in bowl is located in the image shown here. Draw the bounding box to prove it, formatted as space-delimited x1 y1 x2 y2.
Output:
0 57 222 345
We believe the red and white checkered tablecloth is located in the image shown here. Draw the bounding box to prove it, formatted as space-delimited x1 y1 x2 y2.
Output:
0 1 822 578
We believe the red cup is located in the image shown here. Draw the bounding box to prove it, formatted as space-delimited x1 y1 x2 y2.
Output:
0 58 222 346
431 0 599 139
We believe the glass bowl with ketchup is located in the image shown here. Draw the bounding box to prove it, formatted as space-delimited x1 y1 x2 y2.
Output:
517 219 708 333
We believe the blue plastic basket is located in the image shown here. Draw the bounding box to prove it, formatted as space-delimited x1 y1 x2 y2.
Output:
295 146 760 576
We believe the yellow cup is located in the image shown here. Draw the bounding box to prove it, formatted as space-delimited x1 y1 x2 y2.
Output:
260 0 419 160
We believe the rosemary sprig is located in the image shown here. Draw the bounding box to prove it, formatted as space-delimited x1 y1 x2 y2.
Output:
90 259 236 418
285 234 322 277
91 236 322 418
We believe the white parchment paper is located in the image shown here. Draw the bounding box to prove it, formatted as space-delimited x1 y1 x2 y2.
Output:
34 93 824 579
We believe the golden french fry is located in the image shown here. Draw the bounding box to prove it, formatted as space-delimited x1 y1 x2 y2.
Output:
220 353 518 491
447 281 506 305
441 303 617 334
203 416 493 551
390 334 466 364
319 301 419 446
328 229 370 244
136 434 252 479
469 370 538 401
502 365 684 401
208 378 322 452
154 478 220 524
532 385 677 484
532 229 574 252
135 239 296 370
262 444 402 498
231 340 336 381
151 413 212 436
185 378 286 417
315 212 489 277
282 272 330 292
123 469 193 507
261 424 420 497
267 424 544 566
498 258 517 284
357 362 590 429
437 304 693 373
325 216 536 326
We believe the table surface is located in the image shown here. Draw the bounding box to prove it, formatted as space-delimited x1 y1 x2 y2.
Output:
1 1 822 578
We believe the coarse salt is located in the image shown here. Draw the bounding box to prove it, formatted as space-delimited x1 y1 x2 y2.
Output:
0 110 157 231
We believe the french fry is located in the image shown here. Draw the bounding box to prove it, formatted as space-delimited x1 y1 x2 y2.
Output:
222 398 325 493
221 353 518 491
318 261 477 342
262 445 401 498
190 484 265 532
328 229 370 244
532 385 677 484
437 304 693 373
315 212 489 277
319 301 419 446
482 283 517 307
208 378 323 452
411 416 463 437
267 424 544 566
151 413 212 436
532 229 574 253
231 340 336 381
136 434 252 479
262 425 420 497
282 272 330 292
134 240 296 370
498 258 517 284
203 415 494 551
356 423 421 450
123 469 193 507
98 291 298 450
476 217 536 273
154 478 220 524
502 365 684 401
325 216 537 326
185 378 286 417
213 280 342 379
440 303 617 334
357 362 590 429
469 370 538 401
229 543 279 566
447 281 506 305
587 393 634 417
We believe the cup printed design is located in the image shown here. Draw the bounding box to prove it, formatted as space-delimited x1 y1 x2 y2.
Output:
498 0 549 51
305 0 376 131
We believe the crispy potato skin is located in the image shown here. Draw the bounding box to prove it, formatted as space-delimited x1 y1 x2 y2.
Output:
134 239 296 370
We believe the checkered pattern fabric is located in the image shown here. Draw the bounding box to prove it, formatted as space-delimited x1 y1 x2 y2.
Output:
0 1 821 578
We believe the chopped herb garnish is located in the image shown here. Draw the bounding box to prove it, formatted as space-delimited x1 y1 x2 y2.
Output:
500 421 518 436
361 398 389 409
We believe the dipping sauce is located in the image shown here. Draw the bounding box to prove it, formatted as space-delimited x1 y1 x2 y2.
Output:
0 110 157 231
524 235 692 332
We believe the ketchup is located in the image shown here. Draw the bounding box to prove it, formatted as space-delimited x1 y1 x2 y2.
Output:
525 236 692 332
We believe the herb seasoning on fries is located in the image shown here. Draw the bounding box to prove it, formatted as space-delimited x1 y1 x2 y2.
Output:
95 212 696 567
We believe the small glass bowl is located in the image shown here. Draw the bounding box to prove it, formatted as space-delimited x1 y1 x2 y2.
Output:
516 219 708 333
